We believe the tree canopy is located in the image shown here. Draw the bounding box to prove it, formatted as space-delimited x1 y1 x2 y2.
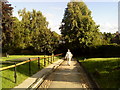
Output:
2 0 13 51
2 1 60 54
60 1 105 50
11 8 60 54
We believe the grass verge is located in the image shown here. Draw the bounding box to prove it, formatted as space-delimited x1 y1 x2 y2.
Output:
78 57 120 88
1 55 60 89
1 55 45 61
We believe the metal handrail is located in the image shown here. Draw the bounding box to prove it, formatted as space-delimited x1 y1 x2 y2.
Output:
0 53 62 71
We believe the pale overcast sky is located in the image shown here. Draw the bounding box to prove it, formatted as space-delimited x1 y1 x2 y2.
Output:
8 0 119 34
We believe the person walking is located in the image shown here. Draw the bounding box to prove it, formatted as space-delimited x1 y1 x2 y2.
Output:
65 49 73 66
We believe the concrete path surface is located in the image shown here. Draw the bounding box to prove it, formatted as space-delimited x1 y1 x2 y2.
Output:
39 59 92 89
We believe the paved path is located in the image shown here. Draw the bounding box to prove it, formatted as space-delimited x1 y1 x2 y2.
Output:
39 60 92 89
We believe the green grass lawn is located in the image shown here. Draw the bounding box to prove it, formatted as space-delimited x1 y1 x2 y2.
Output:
0 55 61 89
1 55 45 61
78 57 120 88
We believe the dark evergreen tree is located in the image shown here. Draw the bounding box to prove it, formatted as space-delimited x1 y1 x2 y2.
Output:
1 0 13 52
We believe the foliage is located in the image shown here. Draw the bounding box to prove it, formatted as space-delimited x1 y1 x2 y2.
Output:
111 31 120 44
50 31 60 53
103 32 114 44
1 0 13 51
12 17 24 49
17 9 50 51
2 6 60 54
60 1 103 50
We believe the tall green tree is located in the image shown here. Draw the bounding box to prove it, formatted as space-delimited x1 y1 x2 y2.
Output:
60 1 102 49
12 17 24 49
1 0 13 51
18 8 32 49
18 8 54 53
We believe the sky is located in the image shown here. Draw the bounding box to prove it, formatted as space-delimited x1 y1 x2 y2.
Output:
8 0 119 34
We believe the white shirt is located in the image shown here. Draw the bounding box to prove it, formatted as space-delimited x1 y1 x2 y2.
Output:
65 51 73 59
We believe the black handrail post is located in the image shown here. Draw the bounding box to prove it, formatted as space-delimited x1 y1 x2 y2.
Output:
48 55 49 64
53 53 54 62
51 54 52 64
44 58 46 67
45 58 46 66
38 57 40 70
29 58 31 76
14 62 17 83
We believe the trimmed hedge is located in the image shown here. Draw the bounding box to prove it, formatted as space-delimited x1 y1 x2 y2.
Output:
89 45 120 57
65 45 120 57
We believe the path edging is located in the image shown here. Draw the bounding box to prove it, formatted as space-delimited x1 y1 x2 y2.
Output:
77 60 100 89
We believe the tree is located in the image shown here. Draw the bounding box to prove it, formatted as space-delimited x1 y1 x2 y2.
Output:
18 9 54 53
111 31 120 44
60 1 102 50
12 17 25 49
18 8 33 49
1 0 13 52
103 32 114 44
